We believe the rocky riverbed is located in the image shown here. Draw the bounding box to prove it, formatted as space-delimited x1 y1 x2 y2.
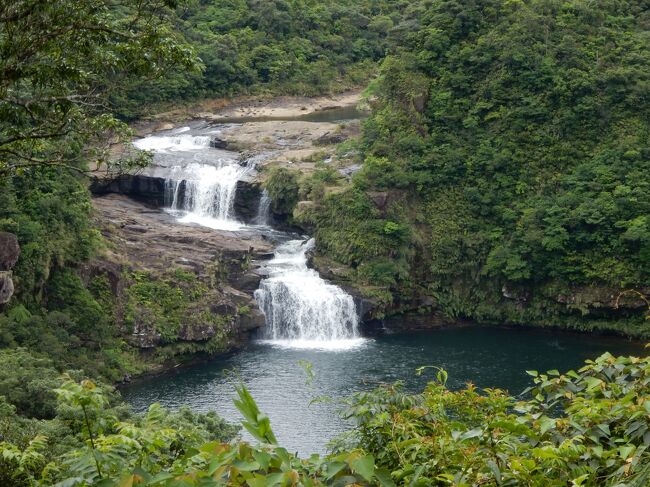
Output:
87 194 274 371
88 91 368 371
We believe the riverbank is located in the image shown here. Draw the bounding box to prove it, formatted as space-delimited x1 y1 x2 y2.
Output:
132 90 365 134
88 91 369 378
92 91 644 370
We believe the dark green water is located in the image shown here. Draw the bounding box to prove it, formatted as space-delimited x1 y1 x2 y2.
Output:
121 325 644 455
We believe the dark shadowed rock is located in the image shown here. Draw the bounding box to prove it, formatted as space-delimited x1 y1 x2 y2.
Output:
211 302 237 316
363 311 451 335
234 181 262 221
230 270 264 292
0 232 20 271
209 137 228 149
238 307 266 331
90 175 167 207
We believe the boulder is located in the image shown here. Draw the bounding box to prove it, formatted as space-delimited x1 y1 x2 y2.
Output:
209 137 229 149
178 323 217 342
314 131 347 146
0 232 20 270
238 308 266 331
230 270 264 292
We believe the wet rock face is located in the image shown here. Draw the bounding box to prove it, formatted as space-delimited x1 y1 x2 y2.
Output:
90 175 167 207
0 232 20 304
234 181 262 221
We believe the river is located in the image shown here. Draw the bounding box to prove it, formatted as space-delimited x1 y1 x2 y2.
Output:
121 325 643 455
123 108 646 456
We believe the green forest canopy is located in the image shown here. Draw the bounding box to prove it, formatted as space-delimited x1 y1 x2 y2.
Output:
0 0 649 485
302 0 650 336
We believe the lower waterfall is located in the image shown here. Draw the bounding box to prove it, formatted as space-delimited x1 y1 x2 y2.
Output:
254 239 363 349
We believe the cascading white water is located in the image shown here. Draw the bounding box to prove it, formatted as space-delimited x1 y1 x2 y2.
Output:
162 162 254 231
253 189 271 225
135 129 253 231
133 132 211 152
254 239 364 350
135 126 366 350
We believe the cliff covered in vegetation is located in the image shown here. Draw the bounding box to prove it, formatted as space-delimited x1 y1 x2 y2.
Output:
282 0 650 337
1 0 649 485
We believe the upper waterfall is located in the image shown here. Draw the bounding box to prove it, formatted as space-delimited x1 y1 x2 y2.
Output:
164 161 253 231
133 132 212 152
254 239 364 350
134 128 254 231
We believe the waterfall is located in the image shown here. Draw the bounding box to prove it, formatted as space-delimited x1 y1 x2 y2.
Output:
135 128 255 231
254 239 363 350
133 133 211 152
253 189 271 225
166 162 252 231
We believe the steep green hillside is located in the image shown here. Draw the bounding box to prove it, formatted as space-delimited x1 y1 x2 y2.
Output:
300 0 650 336
115 0 415 118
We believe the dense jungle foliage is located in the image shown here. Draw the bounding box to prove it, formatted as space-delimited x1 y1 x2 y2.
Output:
1 0 649 485
115 0 415 118
0 0 199 386
295 0 650 337
2 354 649 486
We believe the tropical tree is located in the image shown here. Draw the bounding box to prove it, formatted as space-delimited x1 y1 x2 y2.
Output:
0 0 197 177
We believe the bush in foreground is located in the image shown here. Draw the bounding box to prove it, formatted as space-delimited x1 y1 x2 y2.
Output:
1 353 648 486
